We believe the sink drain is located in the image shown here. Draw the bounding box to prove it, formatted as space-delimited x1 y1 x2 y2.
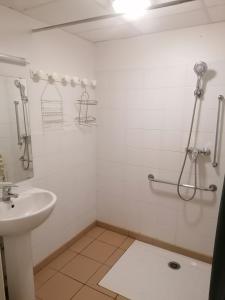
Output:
168 261 181 270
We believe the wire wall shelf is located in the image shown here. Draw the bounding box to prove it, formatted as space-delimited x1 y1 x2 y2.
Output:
38 79 97 130
75 88 98 127
41 84 64 130
41 100 64 128
76 100 98 105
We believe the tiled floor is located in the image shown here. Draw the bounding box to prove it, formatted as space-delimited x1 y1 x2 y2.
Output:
35 226 134 300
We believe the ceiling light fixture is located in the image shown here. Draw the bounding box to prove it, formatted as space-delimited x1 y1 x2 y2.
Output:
112 0 151 20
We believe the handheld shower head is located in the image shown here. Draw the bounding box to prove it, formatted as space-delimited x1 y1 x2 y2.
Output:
194 62 208 77
14 80 27 101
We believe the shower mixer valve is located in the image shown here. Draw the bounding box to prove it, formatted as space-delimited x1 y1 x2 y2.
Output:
186 147 211 157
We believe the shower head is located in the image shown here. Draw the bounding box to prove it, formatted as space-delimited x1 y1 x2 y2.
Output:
14 80 27 101
194 62 208 77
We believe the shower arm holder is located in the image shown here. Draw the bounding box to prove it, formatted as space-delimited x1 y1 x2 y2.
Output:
148 174 217 192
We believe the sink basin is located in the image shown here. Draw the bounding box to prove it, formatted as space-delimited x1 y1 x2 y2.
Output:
1 187 57 300
0 188 56 236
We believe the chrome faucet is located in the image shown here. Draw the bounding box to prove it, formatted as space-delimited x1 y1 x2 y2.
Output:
0 182 18 208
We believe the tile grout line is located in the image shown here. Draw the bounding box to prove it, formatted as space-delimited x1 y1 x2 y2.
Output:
58 232 128 297
68 232 128 266
35 235 98 292
35 227 130 299
58 251 116 283
69 236 96 254
35 230 113 289
35 231 127 275
58 268 117 299
68 280 84 300
48 250 79 272
70 227 107 254
34 269 57 291
96 235 129 248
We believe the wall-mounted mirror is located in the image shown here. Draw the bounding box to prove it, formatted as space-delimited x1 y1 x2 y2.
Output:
0 75 33 183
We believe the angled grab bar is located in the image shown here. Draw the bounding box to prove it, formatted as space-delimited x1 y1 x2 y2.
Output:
212 95 224 168
148 174 217 192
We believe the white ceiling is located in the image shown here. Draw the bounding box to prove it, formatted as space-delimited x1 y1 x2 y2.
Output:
0 0 225 42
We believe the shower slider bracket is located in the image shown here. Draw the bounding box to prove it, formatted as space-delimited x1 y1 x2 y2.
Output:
148 174 217 192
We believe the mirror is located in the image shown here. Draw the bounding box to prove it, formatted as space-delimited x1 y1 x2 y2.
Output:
0 76 33 183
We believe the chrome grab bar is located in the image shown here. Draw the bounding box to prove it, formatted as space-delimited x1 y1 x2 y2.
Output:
148 174 217 192
14 101 23 145
212 95 224 168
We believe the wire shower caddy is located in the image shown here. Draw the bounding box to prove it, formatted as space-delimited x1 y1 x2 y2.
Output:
40 83 64 129
75 87 97 127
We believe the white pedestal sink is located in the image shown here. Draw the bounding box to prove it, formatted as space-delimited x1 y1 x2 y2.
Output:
0 188 57 300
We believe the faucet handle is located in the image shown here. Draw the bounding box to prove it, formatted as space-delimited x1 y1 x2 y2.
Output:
8 192 19 198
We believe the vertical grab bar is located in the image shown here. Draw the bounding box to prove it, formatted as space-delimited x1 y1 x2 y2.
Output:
14 101 22 146
212 95 224 167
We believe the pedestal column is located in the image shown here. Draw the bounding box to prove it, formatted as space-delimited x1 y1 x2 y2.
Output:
4 233 35 300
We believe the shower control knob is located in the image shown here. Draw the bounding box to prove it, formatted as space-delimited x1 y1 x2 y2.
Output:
202 148 211 156
186 147 211 156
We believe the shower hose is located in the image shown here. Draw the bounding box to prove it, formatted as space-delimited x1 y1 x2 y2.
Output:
177 78 202 201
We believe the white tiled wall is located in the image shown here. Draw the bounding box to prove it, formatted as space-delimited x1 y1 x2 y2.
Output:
0 5 96 264
1 3 225 263
96 22 225 256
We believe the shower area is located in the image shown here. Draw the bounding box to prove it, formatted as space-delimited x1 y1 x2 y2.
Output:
148 61 221 202
96 29 225 299
96 61 224 300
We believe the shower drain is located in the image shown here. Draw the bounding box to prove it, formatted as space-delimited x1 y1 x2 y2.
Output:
168 261 181 270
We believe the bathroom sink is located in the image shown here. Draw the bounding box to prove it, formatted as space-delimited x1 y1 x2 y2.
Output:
1 187 57 300
0 188 57 236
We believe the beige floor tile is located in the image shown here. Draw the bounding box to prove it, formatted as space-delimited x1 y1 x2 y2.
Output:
72 286 113 300
36 273 82 300
87 265 117 298
48 250 77 270
82 240 117 263
119 238 135 251
34 267 56 290
98 230 127 247
86 226 106 238
61 254 101 283
70 236 94 253
105 249 125 267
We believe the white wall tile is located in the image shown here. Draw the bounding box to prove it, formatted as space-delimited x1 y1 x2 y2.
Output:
208 4 225 22
96 22 225 256
127 109 163 130
144 66 187 89
176 202 218 254
139 201 178 244
0 5 96 265
126 129 161 150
